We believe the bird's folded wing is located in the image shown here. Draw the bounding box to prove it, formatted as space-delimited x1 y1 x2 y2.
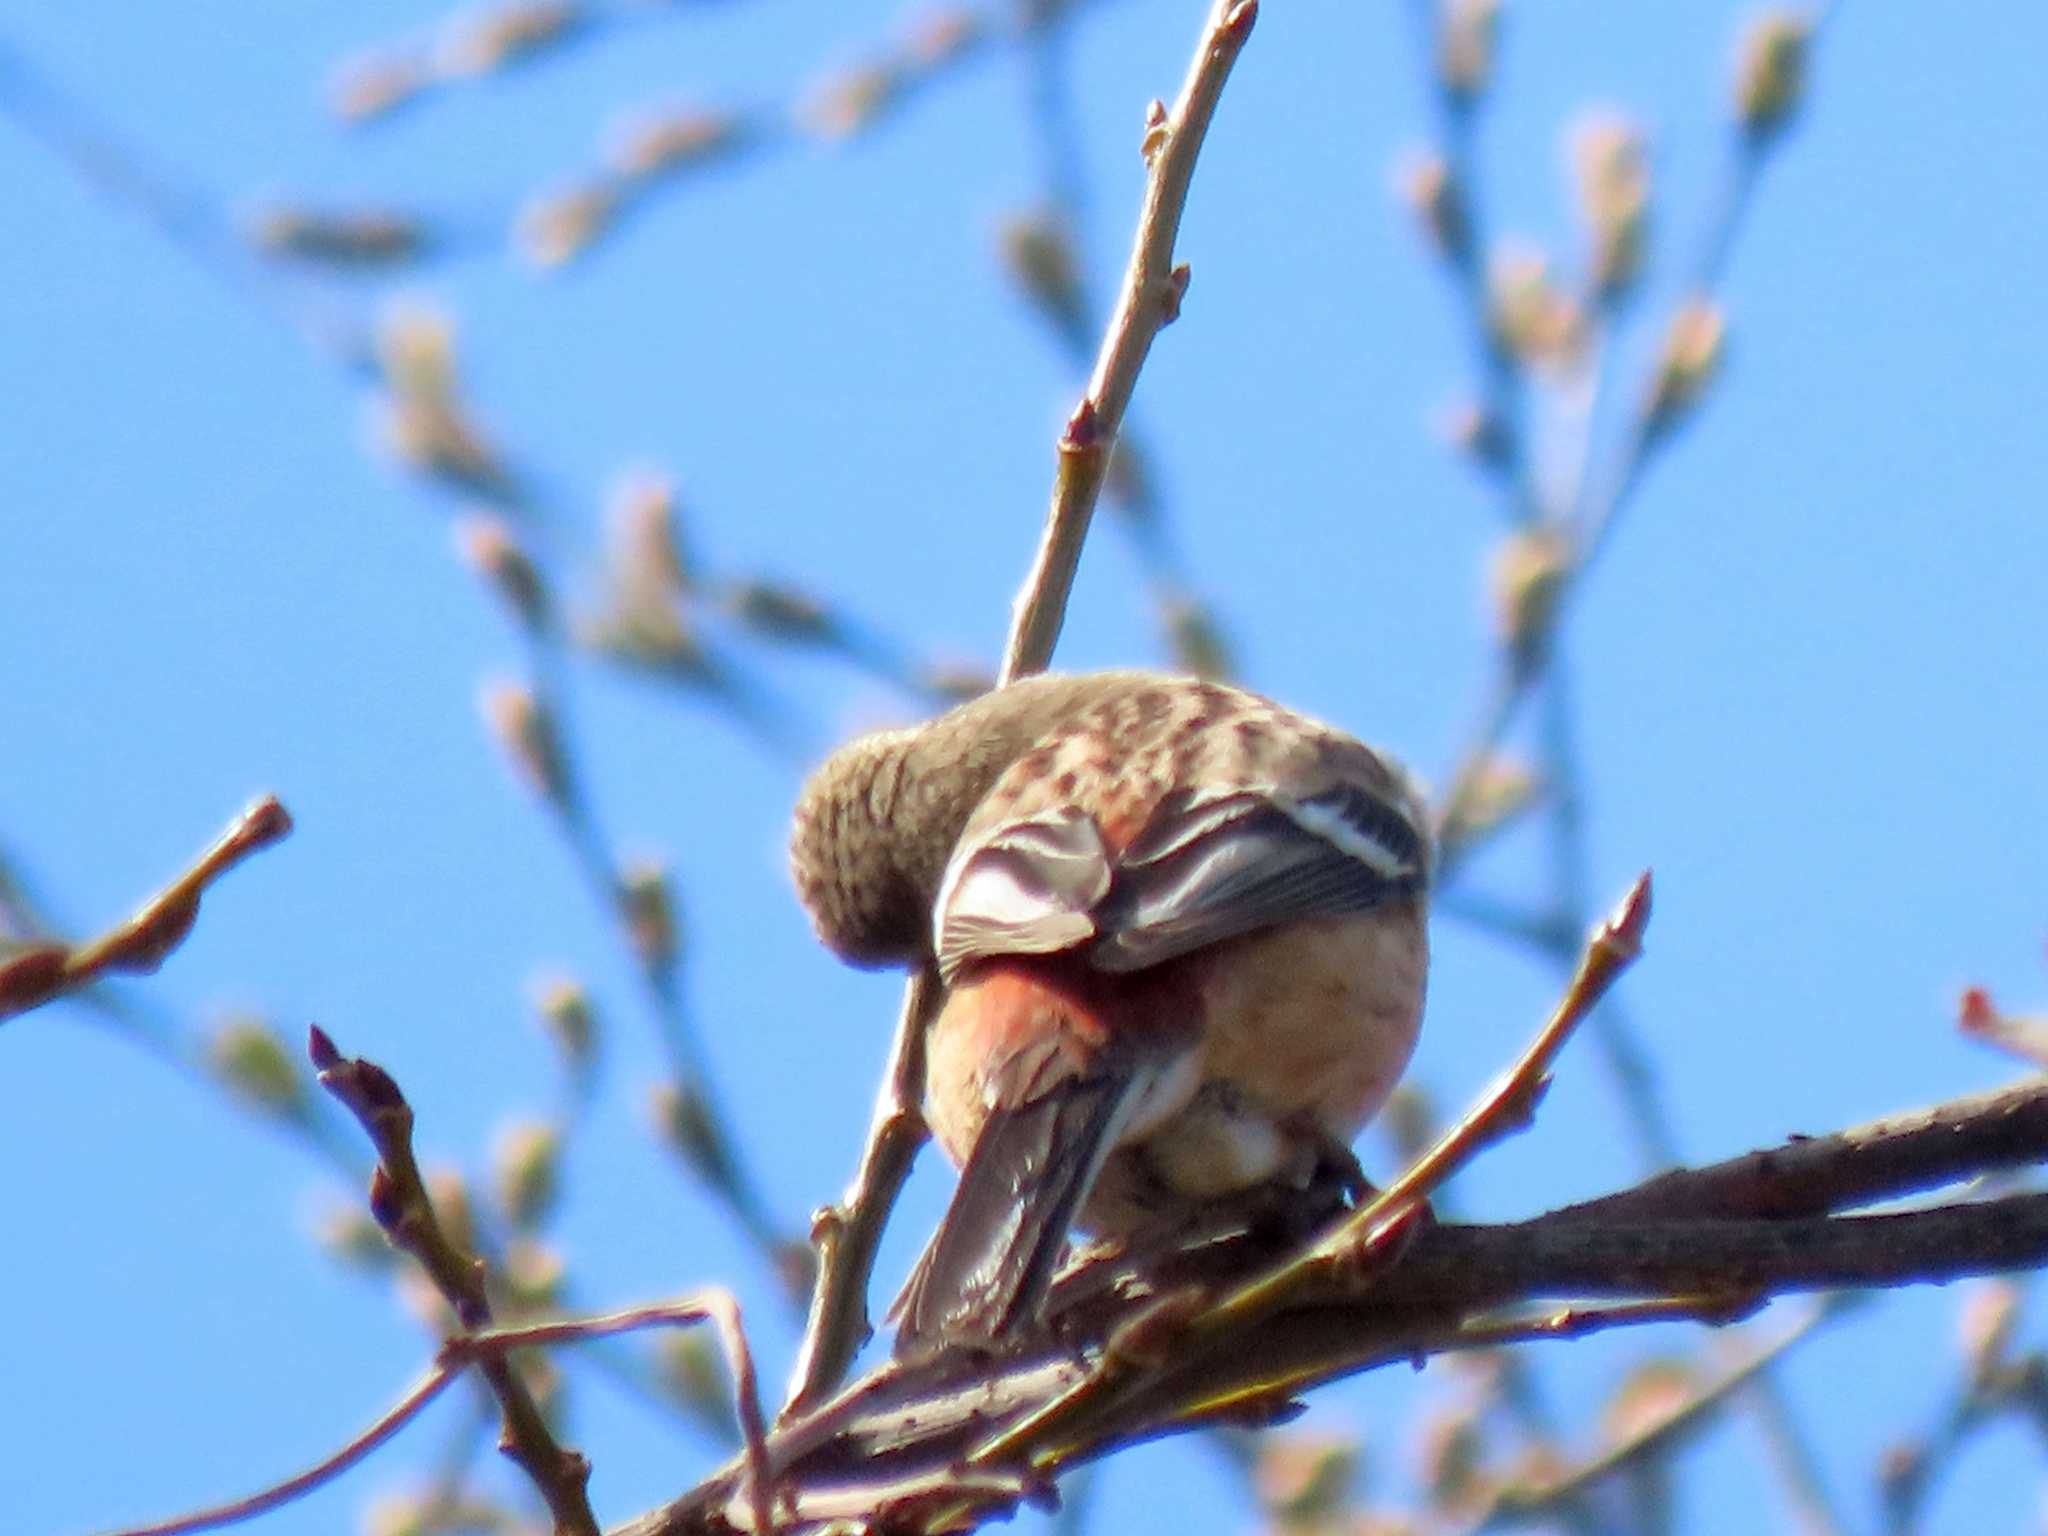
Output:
933 782 1425 981
933 806 1112 982
1088 783 1427 972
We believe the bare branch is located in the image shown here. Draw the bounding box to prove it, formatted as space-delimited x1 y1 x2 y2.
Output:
1477 1296 1850 1527
782 968 942 1415
451 1291 774 1536
629 1076 2048 1536
0 796 291 1023
94 1367 462 1536
309 1026 601 1536
999 0 1257 685
1558 1076 2048 1225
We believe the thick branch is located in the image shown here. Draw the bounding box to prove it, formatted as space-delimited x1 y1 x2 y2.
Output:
626 1076 2048 1536
1557 1076 2048 1223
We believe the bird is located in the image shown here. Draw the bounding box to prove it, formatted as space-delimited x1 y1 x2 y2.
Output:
788 670 1431 1354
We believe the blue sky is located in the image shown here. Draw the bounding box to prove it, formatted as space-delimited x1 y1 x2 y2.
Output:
2 3 2045 1533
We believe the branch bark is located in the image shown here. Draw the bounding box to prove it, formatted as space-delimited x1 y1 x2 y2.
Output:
624 1076 2048 1536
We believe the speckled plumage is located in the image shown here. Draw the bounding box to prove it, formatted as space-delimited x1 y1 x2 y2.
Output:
788 669 1433 1352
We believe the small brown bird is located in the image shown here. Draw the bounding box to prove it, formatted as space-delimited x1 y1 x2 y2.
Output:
789 670 1431 1353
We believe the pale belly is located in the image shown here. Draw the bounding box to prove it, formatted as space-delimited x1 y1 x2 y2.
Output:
1190 906 1428 1138
1082 906 1427 1228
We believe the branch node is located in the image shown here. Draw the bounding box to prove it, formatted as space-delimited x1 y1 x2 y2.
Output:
1060 398 1103 454
1140 98 1169 161
1160 263 1191 325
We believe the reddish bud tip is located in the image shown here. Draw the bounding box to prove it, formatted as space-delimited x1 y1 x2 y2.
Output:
241 794 295 847
1599 871 1654 957
307 1023 340 1070
1061 398 1101 452
1958 987 1998 1032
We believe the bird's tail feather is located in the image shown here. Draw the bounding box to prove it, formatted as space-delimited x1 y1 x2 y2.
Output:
892 1074 1132 1357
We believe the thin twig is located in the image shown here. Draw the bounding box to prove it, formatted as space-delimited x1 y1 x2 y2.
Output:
999 0 1258 685
93 1367 462 1536
782 969 941 1415
450 1290 775 1536
1539 668 1678 1169
99 1288 777 1536
1229 871 1654 1322
1476 1295 1849 1527
0 796 292 1022
308 1026 601 1536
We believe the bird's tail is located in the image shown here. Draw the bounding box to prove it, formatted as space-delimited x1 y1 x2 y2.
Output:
892 1074 1133 1357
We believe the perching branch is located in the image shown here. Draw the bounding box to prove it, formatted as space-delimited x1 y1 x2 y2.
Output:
781 967 942 1415
781 0 1261 1420
639 1076 2048 1536
947 873 1651 1495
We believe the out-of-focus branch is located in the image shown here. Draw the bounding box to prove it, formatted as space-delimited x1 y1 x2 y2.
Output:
332 0 610 122
1958 984 2048 1072
1399 0 1534 522
1431 8 1821 877
1476 1295 1852 1528
0 796 292 1023
516 8 996 269
1407 18 1834 1526
1879 1280 2048 1535
465 516 810 1301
